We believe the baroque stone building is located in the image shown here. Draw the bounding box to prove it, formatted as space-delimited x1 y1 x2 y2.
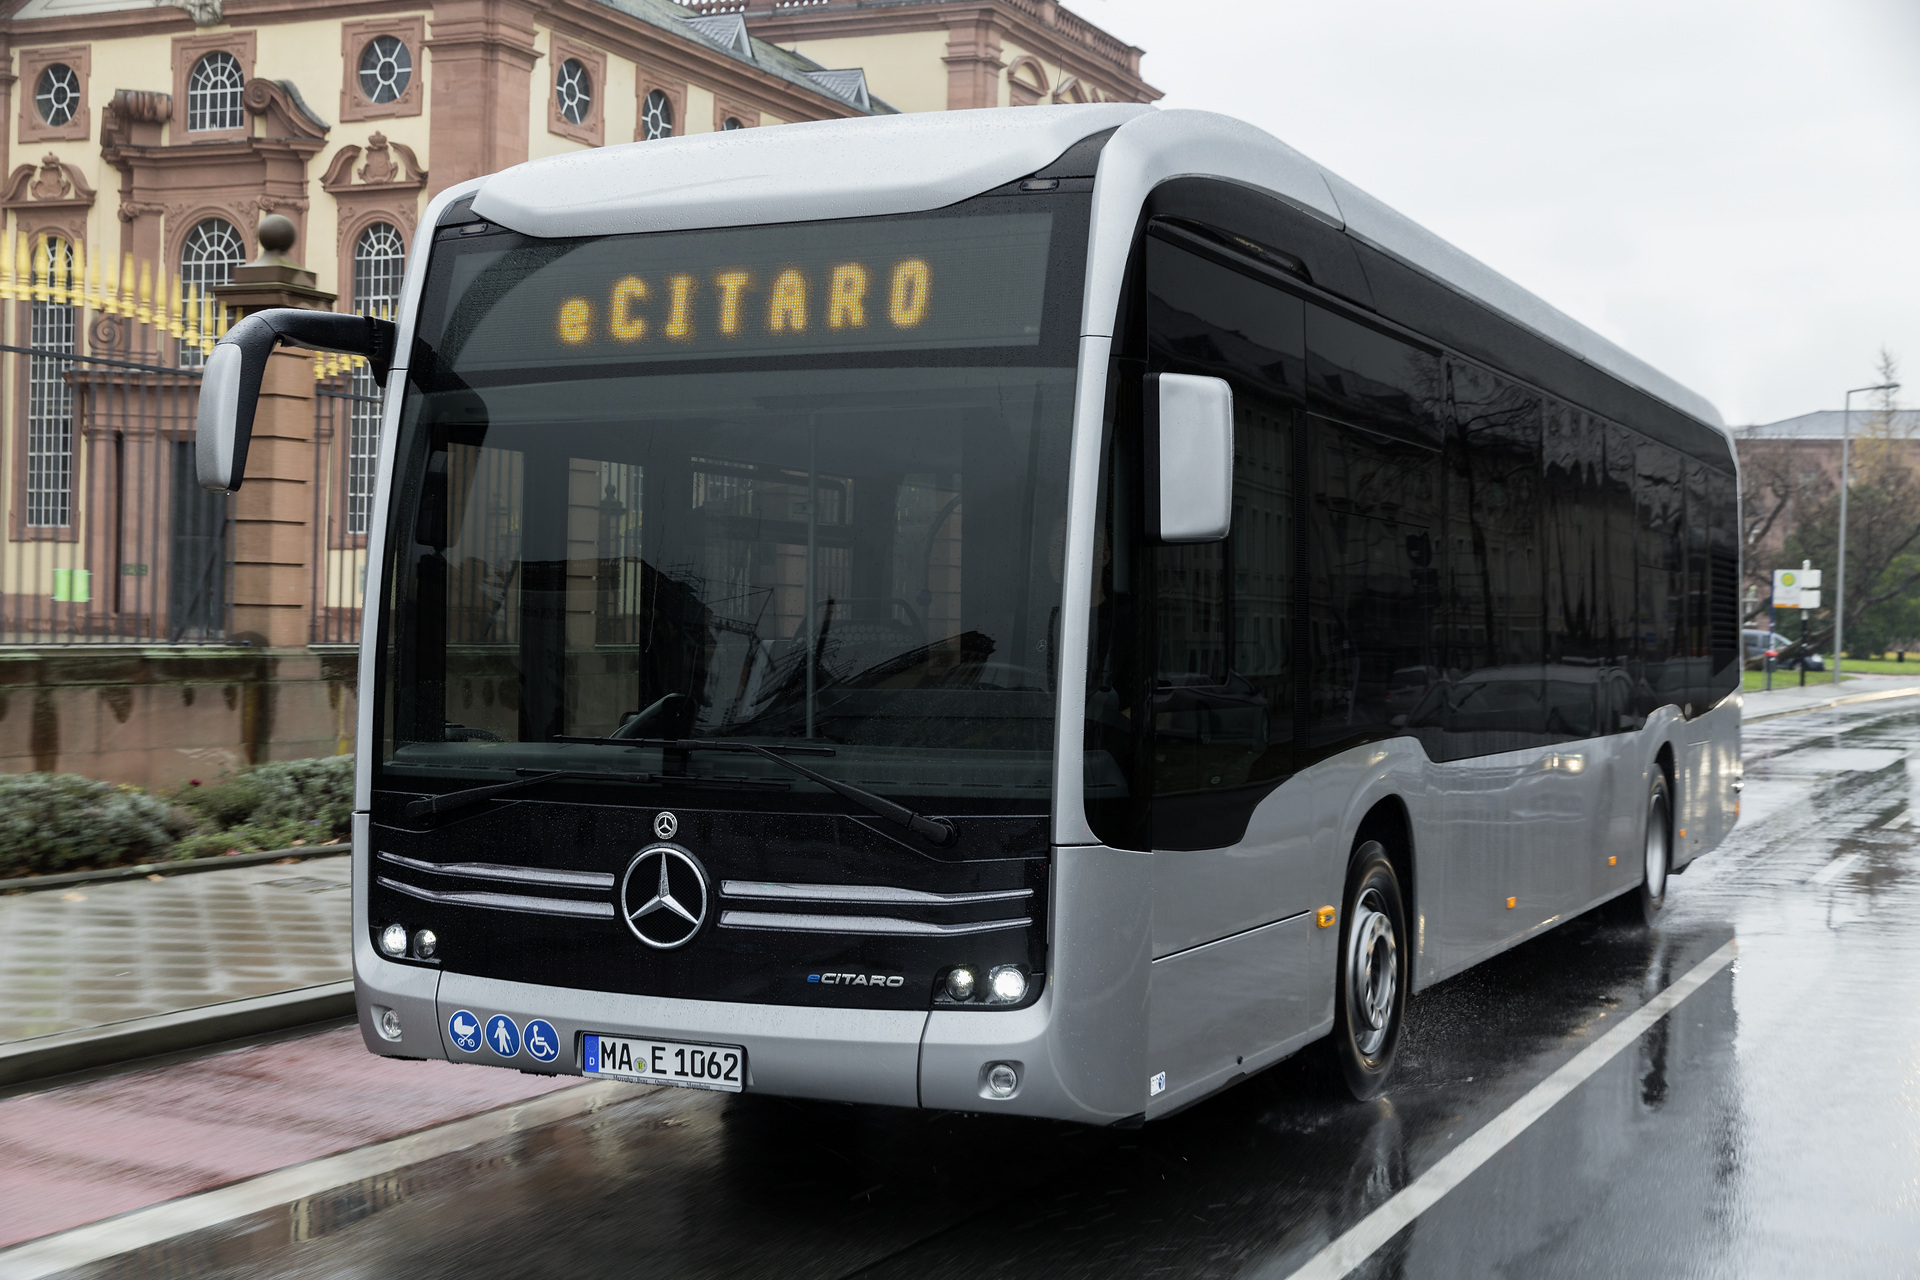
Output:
0 0 1156 784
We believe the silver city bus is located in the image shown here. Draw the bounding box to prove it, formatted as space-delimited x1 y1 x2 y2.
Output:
198 105 1742 1124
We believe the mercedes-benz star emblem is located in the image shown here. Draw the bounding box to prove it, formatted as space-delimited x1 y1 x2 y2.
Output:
620 846 708 949
653 811 678 840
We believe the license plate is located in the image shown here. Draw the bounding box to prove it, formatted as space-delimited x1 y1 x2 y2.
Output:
583 1033 745 1093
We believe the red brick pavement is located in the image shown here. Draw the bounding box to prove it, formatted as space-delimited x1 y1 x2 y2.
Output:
0 1027 576 1249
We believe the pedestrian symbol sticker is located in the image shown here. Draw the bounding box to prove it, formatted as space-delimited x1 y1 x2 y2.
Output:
485 1014 521 1058
524 1019 560 1063
448 1010 482 1053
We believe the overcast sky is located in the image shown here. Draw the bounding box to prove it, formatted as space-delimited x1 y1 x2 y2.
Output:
1075 0 1920 425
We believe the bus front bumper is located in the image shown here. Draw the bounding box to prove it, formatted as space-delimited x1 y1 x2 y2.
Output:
356 959 1124 1123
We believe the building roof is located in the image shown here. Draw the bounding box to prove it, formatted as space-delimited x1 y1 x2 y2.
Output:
592 0 898 113
5 0 895 116
1734 409 1920 440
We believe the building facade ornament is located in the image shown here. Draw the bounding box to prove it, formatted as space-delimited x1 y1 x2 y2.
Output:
167 0 225 28
3 153 98 209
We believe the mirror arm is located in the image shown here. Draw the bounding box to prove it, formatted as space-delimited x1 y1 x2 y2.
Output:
196 307 400 494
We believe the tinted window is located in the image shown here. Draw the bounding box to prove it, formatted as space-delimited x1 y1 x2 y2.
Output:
1305 416 1439 755
1635 440 1684 715
1706 466 1739 697
1144 235 1304 398
1137 236 1301 849
1423 361 1544 756
1603 422 1644 722
1544 403 1607 673
1305 305 1442 446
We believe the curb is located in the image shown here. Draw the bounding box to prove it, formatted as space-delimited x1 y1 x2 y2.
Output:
0 845 347 894
1743 683 1920 724
0 981 355 1089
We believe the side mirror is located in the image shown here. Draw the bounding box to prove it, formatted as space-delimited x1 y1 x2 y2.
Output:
1145 372 1233 543
196 308 399 493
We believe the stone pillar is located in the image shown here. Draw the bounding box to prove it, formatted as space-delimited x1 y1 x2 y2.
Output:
212 214 336 649
943 19 1005 110
425 0 541 195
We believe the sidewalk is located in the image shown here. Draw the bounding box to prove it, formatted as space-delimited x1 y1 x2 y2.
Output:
1739 671 1920 722
0 856 352 1068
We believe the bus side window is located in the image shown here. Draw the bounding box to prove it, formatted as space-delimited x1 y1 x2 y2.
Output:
1138 233 1303 850
1433 360 1544 758
1635 439 1684 718
1304 414 1439 756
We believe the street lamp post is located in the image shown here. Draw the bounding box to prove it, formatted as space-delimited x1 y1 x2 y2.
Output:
1835 380 1901 683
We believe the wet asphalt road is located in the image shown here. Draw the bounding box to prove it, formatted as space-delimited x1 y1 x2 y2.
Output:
52 704 1920 1279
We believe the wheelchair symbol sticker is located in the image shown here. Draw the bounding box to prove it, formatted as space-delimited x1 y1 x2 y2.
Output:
523 1019 560 1063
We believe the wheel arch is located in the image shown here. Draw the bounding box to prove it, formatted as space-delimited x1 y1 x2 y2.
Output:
1351 795 1416 983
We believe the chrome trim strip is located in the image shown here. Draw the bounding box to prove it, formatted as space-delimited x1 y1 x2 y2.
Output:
719 880 1032 906
379 851 614 891
377 876 615 920
718 910 1028 937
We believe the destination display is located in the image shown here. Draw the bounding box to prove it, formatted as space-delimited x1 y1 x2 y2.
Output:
439 211 1055 370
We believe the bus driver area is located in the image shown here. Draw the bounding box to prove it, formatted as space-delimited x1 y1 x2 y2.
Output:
187 104 1739 1128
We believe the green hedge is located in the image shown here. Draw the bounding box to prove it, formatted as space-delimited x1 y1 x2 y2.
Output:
0 774 178 877
1 756 355 878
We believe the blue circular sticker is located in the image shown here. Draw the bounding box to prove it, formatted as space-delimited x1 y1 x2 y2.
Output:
484 1014 521 1058
447 1010 482 1054
523 1019 560 1063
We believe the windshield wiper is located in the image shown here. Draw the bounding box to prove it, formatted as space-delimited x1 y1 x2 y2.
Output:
554 736 957 848
403 767 786 820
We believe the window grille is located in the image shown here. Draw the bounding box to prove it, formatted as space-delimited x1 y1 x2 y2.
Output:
26 240 76 527
358 36 412 104
35 64 79 127
186 52 244 131
179 219 245 368
642 88 674 140
556 58 593 126
349 222 405 535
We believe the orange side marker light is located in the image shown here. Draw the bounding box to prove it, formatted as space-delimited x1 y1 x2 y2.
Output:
1505 896 1517 909
1315 905 1336 928
1608 856 1618 866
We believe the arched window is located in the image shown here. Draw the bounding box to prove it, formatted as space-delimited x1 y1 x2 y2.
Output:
721 116 744 131
358 36 412 105
179 218 245 367
187 52 245 132
556 58 592 126
26 237 76 521
642 88 674 140
25 237 76 528
35 64 80 127
348 222 405 534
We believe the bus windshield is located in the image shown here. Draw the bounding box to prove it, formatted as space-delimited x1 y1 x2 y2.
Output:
376 198 1085 809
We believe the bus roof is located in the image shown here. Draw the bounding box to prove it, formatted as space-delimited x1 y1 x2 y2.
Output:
469 105 1723 433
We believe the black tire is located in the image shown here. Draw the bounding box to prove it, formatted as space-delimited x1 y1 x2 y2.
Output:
1331 839 1409 1100
1612 770 1672 926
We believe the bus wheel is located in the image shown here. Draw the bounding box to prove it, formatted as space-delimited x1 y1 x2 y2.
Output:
1333 840 1408 1100
1614 772 1672 926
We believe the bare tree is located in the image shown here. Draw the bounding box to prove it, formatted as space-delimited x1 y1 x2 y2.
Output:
1784 350 1920 651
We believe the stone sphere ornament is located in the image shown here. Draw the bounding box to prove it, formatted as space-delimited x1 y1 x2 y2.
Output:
257 214 297 255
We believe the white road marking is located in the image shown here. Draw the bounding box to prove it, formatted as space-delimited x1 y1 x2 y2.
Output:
0 1079 651 1280
1881 810 1910 829
1277 939 1738 1280
1807 852 1864 886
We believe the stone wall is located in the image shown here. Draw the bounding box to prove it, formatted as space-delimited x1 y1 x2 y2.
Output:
0 646 356 787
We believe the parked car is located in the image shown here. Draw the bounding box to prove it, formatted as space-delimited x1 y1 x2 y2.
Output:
1743 628 1825 671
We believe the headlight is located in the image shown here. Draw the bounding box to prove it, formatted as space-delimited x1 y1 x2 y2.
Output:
987 965 1027 1004
944 967 977 1001
379 923 408 957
